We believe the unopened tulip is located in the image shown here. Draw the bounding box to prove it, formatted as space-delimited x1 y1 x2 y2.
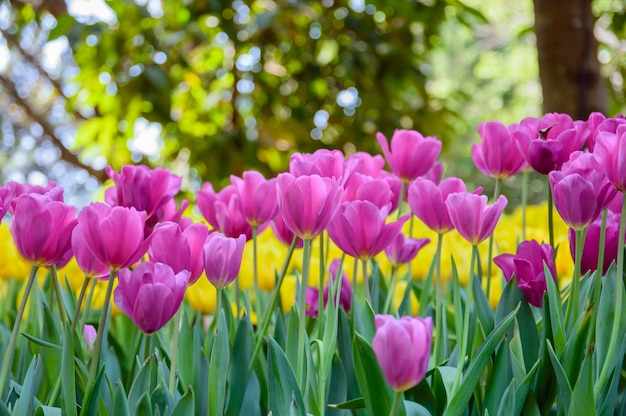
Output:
408 178 468 234
327 201 409 260
231 170 278 227
372 315 432 392
494 240 556 307
10 193 77 268
376 129 442 182
472 121 527 179
445 193 507 245
594 125 626 193
384 234 430 266
114 262 188 334
569 211 623 276
196 182 253 239
203 232 246 290
276 173 343 240
289 149 346 179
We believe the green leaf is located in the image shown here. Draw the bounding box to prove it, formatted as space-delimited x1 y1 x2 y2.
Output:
171 387 195 416
12 356 40 416
513 359 540 415
61 325 77 416
79 367 105 416
484 335 511 415
445 306 518 416
569 354 596 416
266 337 305 416
472 271 494 333
285 306 300 375
546 340 572 415
209 310 229 416
135 392 153 416
21 332 61 350
328 396 365 410
595 267 618 373
48 14 74 41
544 263 565 354
597 334 626 416
128 355 153 414
226 315 253 416
112 381 130 416
404 400 432 416
352 333 396 416
496 379 517 416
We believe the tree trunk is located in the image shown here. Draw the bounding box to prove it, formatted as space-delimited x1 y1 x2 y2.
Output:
533 0 608 118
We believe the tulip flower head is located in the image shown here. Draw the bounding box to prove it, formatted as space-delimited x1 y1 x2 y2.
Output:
327 201 409 260
83 325 97 353
73 203 149 271
276 173 343 240
408 177 468 234
569 211 624 276
149 221 209 285
376 129 442 182
493 240 556 307
10 192 77 268
372 315 432 392
114 262 189 334
384 233 430 266
593 125 626 193
196 182 253 239
231 170 278 227
71 230 109 279
346 151 386 178
342 172 394 209
445 193 507 245
271 213 304 248
289 149 346 179
472 121 528 179
0 185 12 222
203 232 246 290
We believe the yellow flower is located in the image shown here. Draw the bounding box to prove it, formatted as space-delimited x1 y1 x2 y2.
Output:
0 223 32 280
185 276 217 314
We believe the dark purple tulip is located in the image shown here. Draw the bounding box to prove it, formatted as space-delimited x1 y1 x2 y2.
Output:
494 240 556 307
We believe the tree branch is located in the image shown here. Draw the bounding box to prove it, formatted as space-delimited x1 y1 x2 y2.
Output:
0 73 107 182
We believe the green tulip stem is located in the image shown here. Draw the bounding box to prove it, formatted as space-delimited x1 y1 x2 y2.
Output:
71 276 91 334
79 278 98 333
397 181 406 221
50 265 66 323
433 232 446 365
389 391 403 416
587 209 608 350
168 307 182 395
383 265 398 314
0 265 38 397
350 256 358 325
486 177 501 299
252 225 263 322
248 236 297 373
318 232 325 337
451 244 477 395
296 238 312 389
595 193 626 398
144 333 152 362
362 259 371 305
547 183 555 254
85 269 116 395
521 169 529 241
213 287 223 335
566 228 585 329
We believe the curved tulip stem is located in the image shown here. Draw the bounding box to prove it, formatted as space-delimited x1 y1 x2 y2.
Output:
383 265 398 314
71 276 91 334
486 178 501 299
86 269 116 396
296 238 312 389
0 265 38 397
169 308 182 395
389 391 403 416
362 259 371 305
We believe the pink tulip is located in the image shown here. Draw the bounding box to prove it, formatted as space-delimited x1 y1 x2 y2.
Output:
445 193 507 245
372 315 432 392
584 113 626 151
231 171 278 227
203 232 246 289
549 170 615 231
71 230 109 279
114 262 188 334
569 210 623 276
73 203 149 271
346 152 386 177
376 129 442 182
289 149 345 179
305 259 352 317
196 182 253 239
149 221 209 284
494 240 555 307
271 213 304 248
0 185 12 222
5 182 63 214
105 165 182 233
342 172 394 209
276 173 343 240
327 201 409 260
471 121 527 179
513 113 586 174
594 125 626 193
408 178 468 234
384 234 430 266
10 193 77 268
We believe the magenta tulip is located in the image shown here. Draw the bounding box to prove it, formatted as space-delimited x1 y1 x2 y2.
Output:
71 230 109 279
584 113 626 152
105 165 182 233
271 213 304 248
445 193 507 245
594 125 626 193
384 234 430 266
569 210 623 276
149 221 209 284
114 262 188 334
231 171 278 227
0 185 12 222
376 129 442 182
10 193 77 268
549 170 615 231
305 259 352 317
346 151 386 177
513 113 586 174
6 182 64 214
472 121 527 179
494 240 556 307
289 149 346 179
203 232 246 289
372 315 432 392
408 178 468 234
327 201 409 260
196 182 253 239
73 203 149 271
342 172 394 209
276 173 343 240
